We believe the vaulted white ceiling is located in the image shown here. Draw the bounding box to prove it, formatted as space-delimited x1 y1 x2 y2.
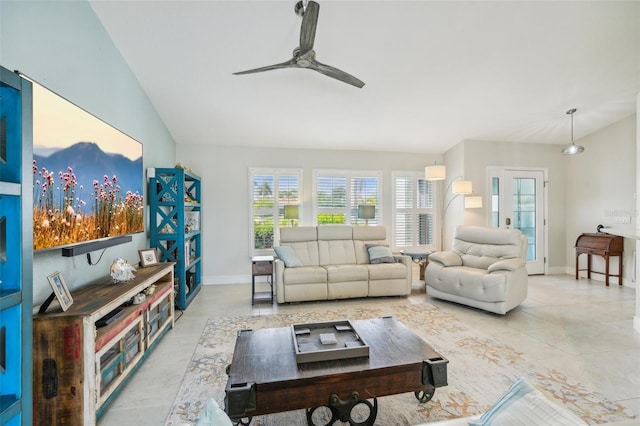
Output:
90 0 640 154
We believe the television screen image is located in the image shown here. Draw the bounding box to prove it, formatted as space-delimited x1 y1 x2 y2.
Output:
32 82 143 251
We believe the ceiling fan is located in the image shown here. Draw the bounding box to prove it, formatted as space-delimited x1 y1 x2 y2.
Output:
233 0 365 88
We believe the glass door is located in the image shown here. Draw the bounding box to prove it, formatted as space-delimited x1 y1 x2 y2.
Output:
490 168 545 275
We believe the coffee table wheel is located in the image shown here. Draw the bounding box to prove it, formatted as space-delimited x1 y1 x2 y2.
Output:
415 387 435 403
306 392 377 426
231 417 252 426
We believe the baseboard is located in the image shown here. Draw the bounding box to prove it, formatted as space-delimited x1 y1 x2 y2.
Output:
546 266 566 275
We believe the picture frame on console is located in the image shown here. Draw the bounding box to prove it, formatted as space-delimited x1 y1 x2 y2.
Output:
139 248 159 267
46 272 73 311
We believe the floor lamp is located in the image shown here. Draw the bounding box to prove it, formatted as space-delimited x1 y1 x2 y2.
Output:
425 165 473 249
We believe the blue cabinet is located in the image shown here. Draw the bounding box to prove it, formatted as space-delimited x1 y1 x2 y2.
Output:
149 168 201 310
0 67 33 425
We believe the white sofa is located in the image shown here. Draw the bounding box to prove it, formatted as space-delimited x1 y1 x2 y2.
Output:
274 225 412 303
426 226 528 315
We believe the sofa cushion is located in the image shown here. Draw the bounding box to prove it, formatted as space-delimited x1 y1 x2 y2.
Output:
470 377 587 426
352 226 386 241
317 225 357 266
367 245 396 264
282 241 319 266
273 246 303 267
429 265 508 303
317 225 353 240
280 226 318 243
325 264 368 283
282 266 327 285
453 226 524 269
353 226 387 264
318 240 357 266
367 263 407 280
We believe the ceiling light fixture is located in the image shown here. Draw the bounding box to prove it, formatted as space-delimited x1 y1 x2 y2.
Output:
561 108 584 155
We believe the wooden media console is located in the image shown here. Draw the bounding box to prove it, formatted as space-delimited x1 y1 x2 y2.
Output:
32 263 175 426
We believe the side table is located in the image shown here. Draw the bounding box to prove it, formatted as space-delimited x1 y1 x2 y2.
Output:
400 250 432 281
251 255 274 304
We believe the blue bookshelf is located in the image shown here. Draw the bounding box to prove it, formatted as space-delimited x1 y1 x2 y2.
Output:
0 67 33 426
149 168 201 310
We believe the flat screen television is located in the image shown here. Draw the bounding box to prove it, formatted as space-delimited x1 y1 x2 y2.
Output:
31 81 143 252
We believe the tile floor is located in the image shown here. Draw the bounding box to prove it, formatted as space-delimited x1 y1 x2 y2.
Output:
98 273 640 425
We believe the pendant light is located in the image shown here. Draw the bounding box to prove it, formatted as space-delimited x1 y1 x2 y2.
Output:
561 108 584 155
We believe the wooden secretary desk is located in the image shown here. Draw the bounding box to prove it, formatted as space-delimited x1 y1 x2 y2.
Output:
575 232 623 286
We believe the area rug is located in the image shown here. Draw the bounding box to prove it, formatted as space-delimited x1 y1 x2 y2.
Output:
166 303 636 425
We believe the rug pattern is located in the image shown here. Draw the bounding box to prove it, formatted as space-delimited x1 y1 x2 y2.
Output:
166 303 636 425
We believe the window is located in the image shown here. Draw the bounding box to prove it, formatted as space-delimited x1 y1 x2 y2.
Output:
314 170 382 225
249 168 302 254
392 172 435 251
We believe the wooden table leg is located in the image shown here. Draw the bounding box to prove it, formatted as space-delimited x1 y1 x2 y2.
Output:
619 254 623 285
605 254 610 286
419 261 427 281
587 254 592 279
575 253 579 279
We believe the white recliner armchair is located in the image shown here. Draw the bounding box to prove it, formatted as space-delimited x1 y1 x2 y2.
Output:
426 226 528 315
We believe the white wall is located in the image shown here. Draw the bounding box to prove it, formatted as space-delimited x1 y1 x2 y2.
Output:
178 114 636 285
442 119 637 278
1 1 176 304
176 145 442 284
459 140 568 271
563 115 636 284
635 93 640 332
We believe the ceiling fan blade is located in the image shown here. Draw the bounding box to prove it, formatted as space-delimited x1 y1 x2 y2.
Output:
299 1 319 55
310 60 365 88
233 58 298 75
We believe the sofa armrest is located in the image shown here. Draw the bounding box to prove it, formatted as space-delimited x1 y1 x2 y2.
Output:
488 257 526 272
393 254 411 268
274 259 286 303
429 251 462 267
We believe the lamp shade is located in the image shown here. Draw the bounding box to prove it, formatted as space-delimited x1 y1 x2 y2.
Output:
357 204 376 220
561 108 584 155
452 180 473 195
561 143 584 155
284 205 299 219
425 165 446 181
464 196 483 209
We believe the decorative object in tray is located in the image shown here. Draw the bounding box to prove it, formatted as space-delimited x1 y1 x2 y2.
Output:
292 320 370 364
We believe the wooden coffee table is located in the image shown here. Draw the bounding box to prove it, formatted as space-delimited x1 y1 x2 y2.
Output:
224 316 448 425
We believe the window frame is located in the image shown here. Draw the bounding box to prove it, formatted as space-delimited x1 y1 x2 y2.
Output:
248 168 303 256
312 169 383 226
391 171 437 252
